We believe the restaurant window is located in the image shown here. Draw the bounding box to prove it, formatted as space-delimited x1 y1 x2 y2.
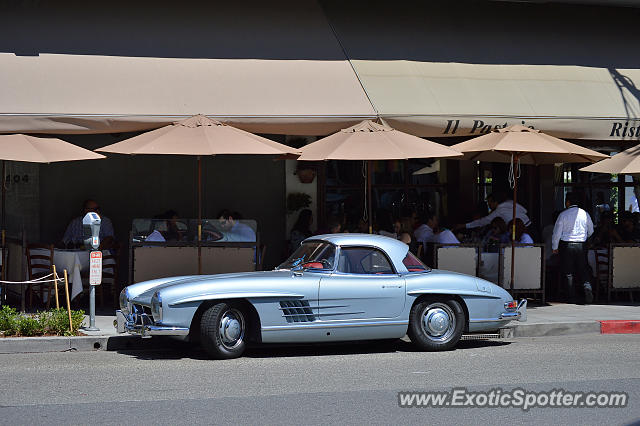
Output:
476 161 493 207
553 155 639 225
322 159 446 231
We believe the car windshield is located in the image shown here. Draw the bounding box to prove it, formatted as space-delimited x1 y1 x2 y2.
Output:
277 241 336 271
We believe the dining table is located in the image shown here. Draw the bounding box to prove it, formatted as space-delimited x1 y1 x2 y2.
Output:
29 248 110 301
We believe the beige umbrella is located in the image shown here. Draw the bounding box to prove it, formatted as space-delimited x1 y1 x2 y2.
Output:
0 134 105 282
96 114 300 273
580 144 640 176
298 120 462 232
450 125 608 289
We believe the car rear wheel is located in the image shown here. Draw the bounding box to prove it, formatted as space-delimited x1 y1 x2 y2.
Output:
200 302 246 359
408 298 465 351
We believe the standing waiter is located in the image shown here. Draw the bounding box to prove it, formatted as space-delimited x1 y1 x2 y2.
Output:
552 192 594 303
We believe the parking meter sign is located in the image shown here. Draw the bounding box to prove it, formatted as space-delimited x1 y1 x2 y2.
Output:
89 251 102 286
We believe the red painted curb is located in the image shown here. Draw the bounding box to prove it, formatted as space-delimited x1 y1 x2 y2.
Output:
599 320 640 334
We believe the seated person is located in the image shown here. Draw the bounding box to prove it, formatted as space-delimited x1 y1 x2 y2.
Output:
435 227 460 245
290 209 313 252
482 217 510 251
145 210 183 242
315 216 343 235
414 211 438 245
617 211 640 243
507 218 534 244
213 210 256 242
590 210 622 247
61 199 115 249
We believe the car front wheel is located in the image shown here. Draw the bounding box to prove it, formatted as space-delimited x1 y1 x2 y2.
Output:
408 298 465 351
200 302 247 359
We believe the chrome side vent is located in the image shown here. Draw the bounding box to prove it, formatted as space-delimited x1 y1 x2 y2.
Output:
279 300 315 323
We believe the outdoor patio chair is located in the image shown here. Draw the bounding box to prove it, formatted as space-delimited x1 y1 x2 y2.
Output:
25 243 55 309
593 247 609 303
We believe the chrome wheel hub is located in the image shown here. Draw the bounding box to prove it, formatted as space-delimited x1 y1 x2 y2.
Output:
420 303 456 342
219 309 245 349
424 308 449 336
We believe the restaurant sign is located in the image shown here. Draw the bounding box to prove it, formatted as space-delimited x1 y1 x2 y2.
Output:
383 116 640 141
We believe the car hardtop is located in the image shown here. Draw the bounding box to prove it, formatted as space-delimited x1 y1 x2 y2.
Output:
303 233 410 266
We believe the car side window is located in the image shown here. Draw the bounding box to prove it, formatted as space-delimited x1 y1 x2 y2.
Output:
337 247 395 274
402 252 430 273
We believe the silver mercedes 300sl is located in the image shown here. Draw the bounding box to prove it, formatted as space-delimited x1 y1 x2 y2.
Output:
116 233 526 359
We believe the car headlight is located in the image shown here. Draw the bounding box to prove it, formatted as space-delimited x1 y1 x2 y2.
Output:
119 288 130 315
150 291 163 323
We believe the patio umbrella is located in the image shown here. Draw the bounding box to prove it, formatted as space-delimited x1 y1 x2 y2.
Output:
297 120 463 232
580 143 640 176
96 114 300 273
0 134 105 282
450 125 608 288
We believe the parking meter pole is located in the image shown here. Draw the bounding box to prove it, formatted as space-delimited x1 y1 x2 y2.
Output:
87 286 98 330
82 212 102 332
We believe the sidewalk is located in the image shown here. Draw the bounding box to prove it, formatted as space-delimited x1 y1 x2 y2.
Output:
504 302 640 337
0 304 639 354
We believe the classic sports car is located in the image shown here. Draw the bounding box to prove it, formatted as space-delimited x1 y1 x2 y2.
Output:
116 234 526 359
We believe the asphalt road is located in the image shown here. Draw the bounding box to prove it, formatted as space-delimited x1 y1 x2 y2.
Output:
0 334 638 425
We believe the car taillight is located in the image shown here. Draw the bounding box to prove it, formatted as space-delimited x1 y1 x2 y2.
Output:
504 300 517 310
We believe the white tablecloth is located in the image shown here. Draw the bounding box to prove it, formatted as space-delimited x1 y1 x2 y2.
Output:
479 252 500 284
30 249 102 301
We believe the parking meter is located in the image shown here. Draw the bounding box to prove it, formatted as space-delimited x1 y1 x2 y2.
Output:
82 212 101 331
83 212 101 250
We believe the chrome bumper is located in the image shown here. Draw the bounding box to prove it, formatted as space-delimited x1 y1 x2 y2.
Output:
499 299 527 322
114 310 189 338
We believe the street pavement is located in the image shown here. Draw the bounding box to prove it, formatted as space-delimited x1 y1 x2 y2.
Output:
0 334 638 425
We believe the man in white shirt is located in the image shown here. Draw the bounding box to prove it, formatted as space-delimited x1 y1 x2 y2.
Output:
414 212 437 245
457 192 531 231
552 192 594 304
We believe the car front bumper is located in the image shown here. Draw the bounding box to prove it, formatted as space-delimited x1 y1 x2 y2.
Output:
499 299 527 322
114 310 190 338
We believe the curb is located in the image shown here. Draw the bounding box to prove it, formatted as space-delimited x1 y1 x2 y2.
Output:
599 320 640 334
501 321 601 338
0 335 170 354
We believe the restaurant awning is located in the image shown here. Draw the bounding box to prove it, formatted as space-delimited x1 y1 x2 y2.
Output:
0 0 376 136
0 53 376 135
2 0 640 139
355 61 640 140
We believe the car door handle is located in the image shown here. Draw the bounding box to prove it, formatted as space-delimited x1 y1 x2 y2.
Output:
382 285 403 288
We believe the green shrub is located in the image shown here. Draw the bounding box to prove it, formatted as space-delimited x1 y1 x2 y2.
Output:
17 315 41 337
42 308 85 336
0 305 18 336
0 306 85 337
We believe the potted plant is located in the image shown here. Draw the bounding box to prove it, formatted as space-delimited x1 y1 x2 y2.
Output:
287 192 312 214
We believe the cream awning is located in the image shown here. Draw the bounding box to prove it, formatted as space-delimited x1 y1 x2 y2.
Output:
0 54 376 135
2 0 640 139
0 0 376 135
355 61 640 140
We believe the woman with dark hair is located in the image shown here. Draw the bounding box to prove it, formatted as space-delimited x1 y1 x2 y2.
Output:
290 209 314 252
508 218 533 244
482 217 510 252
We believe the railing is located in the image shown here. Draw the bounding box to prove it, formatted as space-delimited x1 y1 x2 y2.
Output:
608 243 640 302
432 242 545 302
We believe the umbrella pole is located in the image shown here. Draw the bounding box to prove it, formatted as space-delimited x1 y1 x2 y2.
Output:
197 156 202 275
510 154 519 292
1 160 5 284
367 160 373 234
